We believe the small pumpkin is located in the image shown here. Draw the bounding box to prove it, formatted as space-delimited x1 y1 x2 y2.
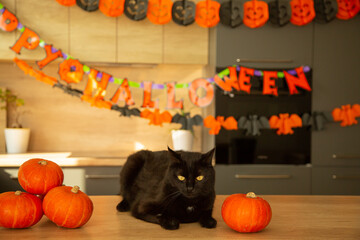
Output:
18 158 64 195
43 186 94 228
243 0 269 28
0 191 43 228
221 192 272 233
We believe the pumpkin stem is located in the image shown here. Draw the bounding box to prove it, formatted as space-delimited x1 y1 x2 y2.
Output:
246 192 257 198
71 186 80 194
38 160 48 166
15 191 22 196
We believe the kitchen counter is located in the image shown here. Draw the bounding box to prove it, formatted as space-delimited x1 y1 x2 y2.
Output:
0 195 359 239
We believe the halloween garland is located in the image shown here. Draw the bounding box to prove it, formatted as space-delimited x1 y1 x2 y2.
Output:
55 0 360 28
2 3 360 135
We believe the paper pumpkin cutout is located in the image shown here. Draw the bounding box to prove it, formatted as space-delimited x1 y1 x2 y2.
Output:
335 0 360 20
111 105 141 117
204 116 238 135
10 27 40 54
147 0 173 24
195 0 221 28
243 0 269 28
238 115 270 136
332 104 360 127
53 82 84 98
111 78 135 106
269 113 302 135
36 44 63 69
0 8 18 32
140 109 172 126
171 112 203 130
76 0 99 11
283 66 312 95
219 0 243 28
141 81 158 108
314 0 338 23
290 0 316 26
56 0 76 6
124 0 148 20
58 59 84 84
99 0 125 17
302 112 332 130
166 82 183 109
268 0 291 27
188 78 214 107
172 0 196 26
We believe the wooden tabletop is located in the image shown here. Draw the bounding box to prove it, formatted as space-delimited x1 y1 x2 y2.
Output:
1 195 360 239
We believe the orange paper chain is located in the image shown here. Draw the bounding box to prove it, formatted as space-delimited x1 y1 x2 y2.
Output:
204 116 238 135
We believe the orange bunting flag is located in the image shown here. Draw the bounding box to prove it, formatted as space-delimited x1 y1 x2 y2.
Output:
332 104 360 127
203 116 238 135
269 113 302 135
140 109 172 126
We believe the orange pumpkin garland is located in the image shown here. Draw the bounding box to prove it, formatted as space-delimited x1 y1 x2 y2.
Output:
18 158 64 195
0 191 43 229
99 0 125 17
243 0 269 28
43 186 94 228
221 192 272 233
147 0 173 24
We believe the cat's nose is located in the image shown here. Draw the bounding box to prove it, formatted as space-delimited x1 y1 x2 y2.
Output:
187 186 194 193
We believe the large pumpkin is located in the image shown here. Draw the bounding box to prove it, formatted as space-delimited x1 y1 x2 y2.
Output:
43 186 94 228
18 158 64 195
221 192 272 233
0 191 43 228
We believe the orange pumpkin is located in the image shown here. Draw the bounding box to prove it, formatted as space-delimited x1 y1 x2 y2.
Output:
243 0 269 28
99 0 125 17
221 192 272 233
56 0 76 6
43 186 94 228
290 0 316 26
18 158 64 195
147 0 173 24
336 0 360 20
0 191 43 228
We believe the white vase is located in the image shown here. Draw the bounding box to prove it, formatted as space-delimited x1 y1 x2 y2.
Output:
171 130 193 151
4 128 30 154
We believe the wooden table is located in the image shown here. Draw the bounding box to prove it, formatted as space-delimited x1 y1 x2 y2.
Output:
1 195 360 239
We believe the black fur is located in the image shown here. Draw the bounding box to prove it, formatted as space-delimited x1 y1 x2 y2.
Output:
116 147 216 230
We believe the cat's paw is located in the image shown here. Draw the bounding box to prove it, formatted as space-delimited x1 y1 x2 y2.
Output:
116 200 130 212
159 216 180 230
199 217 217 228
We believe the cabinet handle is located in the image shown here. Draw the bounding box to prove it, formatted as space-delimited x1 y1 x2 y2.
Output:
85 174 119 179
332 175 360 180
236 58 293 63
332 154 360 160
235 174 292 179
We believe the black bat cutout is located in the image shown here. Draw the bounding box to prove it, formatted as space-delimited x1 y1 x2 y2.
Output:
111 105 141 117
53 82 83 98
171 112 203 131
238 115 270 136
302 112 332 131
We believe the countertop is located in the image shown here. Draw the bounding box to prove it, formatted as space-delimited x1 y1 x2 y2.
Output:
0 152 127 167
0 195 359 239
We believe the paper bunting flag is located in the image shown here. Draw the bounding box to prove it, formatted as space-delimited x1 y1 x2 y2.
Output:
58 59 84 84
204 116 238 135
147 0 173 25
99 0 125 17
172 0 196 26
140 109 172 126
269 113 302 135
76 0 99 12
243 0 269 28
111 105 141 117
290 0 316 26
10 27 40 54
302 112 332 130
53 82 83 97
36 44 63 69
0 7 18 32
238 115 270 136
332 104 360 127
188 78 214 107
195 0 220 28
171 112 203 131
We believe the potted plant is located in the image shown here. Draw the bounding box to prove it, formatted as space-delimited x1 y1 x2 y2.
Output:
0 88 30 154
170 111 203 151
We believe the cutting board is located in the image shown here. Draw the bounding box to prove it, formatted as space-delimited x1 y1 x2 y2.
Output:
0 87 6 153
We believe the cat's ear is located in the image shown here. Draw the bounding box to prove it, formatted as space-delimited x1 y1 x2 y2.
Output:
201 148 215 166
167 146 182 163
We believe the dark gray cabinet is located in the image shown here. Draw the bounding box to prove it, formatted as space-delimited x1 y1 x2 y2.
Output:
84 167 121 195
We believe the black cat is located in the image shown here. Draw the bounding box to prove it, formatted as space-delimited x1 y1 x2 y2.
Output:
116 147 217 230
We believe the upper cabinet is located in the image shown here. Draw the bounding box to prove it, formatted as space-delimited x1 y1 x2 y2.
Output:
0 0 208 65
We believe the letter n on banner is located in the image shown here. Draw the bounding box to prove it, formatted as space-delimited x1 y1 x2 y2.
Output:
283 66 312 94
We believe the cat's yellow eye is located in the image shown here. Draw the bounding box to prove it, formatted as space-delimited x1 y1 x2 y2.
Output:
177 175 185 181
196 175 204 181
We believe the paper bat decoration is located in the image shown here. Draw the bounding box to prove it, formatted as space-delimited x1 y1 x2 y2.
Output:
140 109 172 126
203 115 238 135
269 113 302 135
332 104 360 127
111 105 141 117
302 112 332 130
53 82 83 98
171 112 203 131
238 115 270 136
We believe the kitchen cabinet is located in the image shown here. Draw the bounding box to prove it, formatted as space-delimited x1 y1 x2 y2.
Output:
84 167 121 195
215 165 312 195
